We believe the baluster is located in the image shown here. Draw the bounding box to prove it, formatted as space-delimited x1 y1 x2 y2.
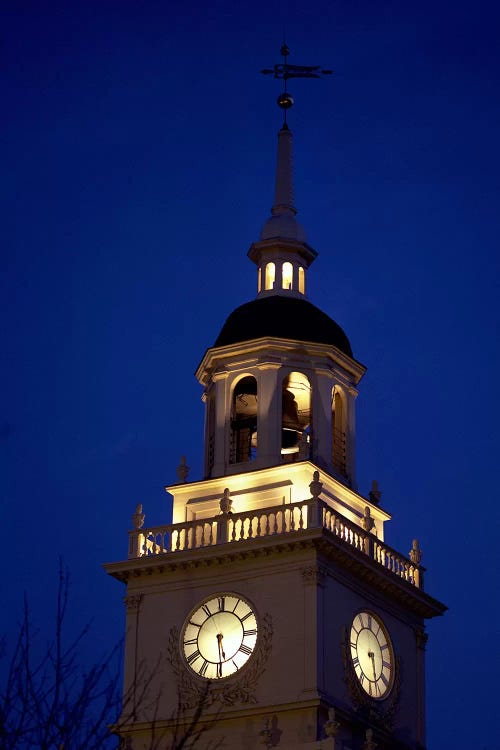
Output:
265 513 270 535
290 507 295 531
231 519 236 542
175 530 180 551
273 512 278 534
239 519 245 540
248 516 253 538
299 507 304 530
256 514 262 538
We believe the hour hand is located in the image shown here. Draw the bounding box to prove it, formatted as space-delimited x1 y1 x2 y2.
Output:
217 632 225 660
368 650 376 679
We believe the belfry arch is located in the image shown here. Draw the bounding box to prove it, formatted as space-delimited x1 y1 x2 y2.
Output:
281 371 311 459
230 375 258 465
332 385 347 477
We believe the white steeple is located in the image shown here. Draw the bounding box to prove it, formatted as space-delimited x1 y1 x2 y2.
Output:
260 123 307 243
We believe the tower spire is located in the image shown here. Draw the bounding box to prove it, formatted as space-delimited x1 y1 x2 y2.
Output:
259 44 333 242
271 123 295 218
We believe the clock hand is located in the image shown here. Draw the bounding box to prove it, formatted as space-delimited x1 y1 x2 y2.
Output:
217 633 225 660
216 633 225 678
368 650 376 680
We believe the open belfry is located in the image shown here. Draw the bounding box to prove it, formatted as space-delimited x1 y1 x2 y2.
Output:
105 46 446 750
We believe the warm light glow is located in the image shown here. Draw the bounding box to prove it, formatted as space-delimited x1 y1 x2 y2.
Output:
298 267 305 294
231 376 258 464
257 267 262 292
350 612 393 699
282 261 293 290
183 595 258 680
265 262 275 290
282 372 311 455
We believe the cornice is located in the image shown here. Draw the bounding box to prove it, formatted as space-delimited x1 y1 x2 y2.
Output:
196 336 366 386
104 527 446 620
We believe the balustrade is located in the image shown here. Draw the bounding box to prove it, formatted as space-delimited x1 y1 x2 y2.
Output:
128 498 422 589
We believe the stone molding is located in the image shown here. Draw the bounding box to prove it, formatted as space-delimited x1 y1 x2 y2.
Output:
414 626 428 651
302 565 327 587
124 593 143 613
167 613 273 710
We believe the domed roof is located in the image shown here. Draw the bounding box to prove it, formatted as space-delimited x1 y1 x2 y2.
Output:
214 296 353 357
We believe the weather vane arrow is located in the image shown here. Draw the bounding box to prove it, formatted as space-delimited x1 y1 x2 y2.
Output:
262 44 333 122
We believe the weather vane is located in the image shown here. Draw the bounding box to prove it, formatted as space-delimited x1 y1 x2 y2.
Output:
261 44 333 123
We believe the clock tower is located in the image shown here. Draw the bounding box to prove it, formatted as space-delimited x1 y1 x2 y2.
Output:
105 47 446 750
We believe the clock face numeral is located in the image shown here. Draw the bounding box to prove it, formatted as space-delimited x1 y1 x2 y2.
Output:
182 594 258 680
199 660 209 677
349 611 394 700
187 649 201 665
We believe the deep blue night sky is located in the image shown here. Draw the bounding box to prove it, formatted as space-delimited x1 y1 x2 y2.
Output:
2 2 499 748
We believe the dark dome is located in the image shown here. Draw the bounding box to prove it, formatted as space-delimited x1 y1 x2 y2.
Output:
214 296 353 357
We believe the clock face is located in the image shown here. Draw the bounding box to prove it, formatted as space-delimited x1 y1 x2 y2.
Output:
182 594 258 680
350 611 394 699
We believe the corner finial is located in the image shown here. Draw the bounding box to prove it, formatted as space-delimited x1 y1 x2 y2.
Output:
324 707 340 737
369 479 382 505
176 455 189 484
309 470 323 499
132 503 145 530
409 538 423 565
220 488 232 515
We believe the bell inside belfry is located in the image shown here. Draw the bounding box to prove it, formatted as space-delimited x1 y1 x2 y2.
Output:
282 389 301 449
230 377 258 464
281 372 311 456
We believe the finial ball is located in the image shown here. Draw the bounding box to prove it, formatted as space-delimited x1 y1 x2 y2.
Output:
278 92 294 109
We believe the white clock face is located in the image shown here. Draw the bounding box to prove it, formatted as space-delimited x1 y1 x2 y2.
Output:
350 611 394 699
182 594 258 680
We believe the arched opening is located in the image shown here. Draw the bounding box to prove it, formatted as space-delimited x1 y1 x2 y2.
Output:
282 262 293 290
298 267 305 295
332 386 347 476
265 262 275 290
281 372 311 459
230 376 258 464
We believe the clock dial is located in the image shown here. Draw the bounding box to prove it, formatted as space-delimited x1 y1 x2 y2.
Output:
350 611 394 699
182 594 258 679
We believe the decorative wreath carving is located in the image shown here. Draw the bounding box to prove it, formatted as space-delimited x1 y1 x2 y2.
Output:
167 613 273 710
341 626 401 731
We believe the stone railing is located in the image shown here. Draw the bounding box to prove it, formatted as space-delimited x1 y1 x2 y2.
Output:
128 497 423 589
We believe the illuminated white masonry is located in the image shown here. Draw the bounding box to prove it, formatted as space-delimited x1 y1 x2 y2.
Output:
105 57 446 750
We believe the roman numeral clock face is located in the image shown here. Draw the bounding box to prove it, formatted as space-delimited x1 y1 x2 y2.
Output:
182 595 258 680
350 611 394 700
